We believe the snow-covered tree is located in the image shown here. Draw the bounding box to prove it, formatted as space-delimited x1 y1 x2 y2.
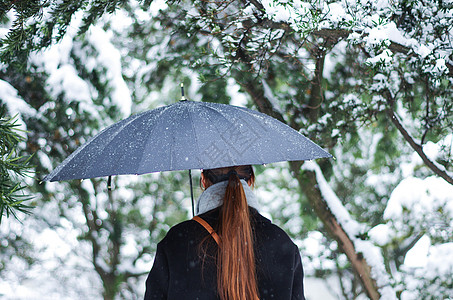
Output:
1 0 452 299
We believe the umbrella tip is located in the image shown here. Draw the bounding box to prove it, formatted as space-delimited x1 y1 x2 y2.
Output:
107 176 112 191
180 83 187 101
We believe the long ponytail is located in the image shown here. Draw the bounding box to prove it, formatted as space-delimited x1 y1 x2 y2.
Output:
202 166 259 300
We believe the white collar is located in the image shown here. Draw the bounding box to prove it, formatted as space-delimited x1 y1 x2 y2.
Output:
196 179 259 215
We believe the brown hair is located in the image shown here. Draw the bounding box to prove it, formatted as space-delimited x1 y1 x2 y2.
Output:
202 165 259 300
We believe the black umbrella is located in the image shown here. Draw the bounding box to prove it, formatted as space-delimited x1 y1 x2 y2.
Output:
44 99 331 213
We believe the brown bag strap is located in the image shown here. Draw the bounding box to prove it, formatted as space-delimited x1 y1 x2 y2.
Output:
192 216 220 245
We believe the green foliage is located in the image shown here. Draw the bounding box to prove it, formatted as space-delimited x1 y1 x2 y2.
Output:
0 0 127 67
0 0 452 298
0 107 33 223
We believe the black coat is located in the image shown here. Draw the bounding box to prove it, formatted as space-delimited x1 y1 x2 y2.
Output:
144 208 305 300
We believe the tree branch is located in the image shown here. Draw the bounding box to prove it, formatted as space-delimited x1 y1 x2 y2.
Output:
240 77 286 123
316 28 453 77
289 161 382 300
394 232 425 269
386 107 453 185
75 184 107 278
247 0 265 13
307 45 326 122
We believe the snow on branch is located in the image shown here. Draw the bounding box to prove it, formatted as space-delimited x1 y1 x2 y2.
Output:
303 161 396 299
249 1 453 77
0 79 37 135
386 108 453 185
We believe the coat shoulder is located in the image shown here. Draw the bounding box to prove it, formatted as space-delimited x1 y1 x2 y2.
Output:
159 218 210 250
161 219 198 240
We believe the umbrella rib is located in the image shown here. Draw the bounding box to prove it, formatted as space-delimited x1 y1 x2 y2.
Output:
86 110 160 177
199 104 239 166
201 104 269 165
233 106 283 163
220 105 329 162
239 106 332 158
136 104 175 174
187 106 201 169
238 107 306 163
169 111 176 170
46 111 148 181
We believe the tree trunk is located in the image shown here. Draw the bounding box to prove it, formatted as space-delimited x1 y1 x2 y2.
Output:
289 161 381 300
102 274 117 300
308 47 326 123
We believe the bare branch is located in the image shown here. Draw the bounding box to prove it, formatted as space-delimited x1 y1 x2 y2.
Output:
386 107 453 185
75 184 107 278
313 28 350 40
394 232 425 269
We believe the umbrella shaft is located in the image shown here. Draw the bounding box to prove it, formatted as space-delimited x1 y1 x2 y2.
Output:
189 170 194 216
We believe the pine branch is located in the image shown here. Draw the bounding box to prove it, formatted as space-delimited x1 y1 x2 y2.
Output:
0 0 127 66
0 109 34 223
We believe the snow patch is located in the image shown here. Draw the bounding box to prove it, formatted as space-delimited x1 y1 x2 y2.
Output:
0 79 36 135
384 176 453 221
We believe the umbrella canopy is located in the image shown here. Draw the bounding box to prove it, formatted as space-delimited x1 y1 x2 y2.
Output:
44 100 331 182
